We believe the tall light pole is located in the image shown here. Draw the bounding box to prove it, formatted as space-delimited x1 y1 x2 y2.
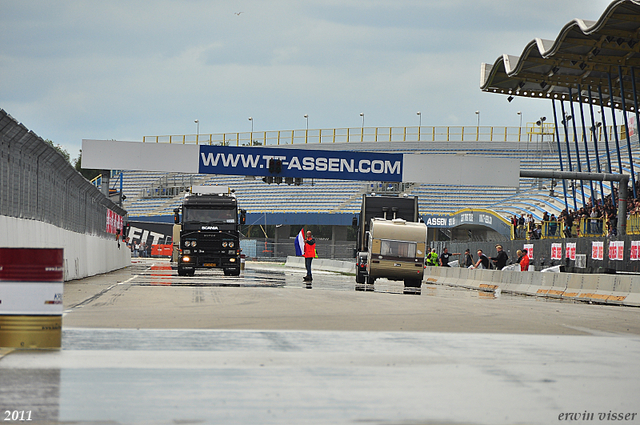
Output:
304 114 308 130
536 117 547 185
360 112 365 142
248 117 253 146
360 112 365 128
194 119 199 142
517 111 522 142
475 110 480 127
248 117 253 132
417 111 421 127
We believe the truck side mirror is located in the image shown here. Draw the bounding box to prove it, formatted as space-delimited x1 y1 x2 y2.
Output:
173 208 180 224
240 209 246 225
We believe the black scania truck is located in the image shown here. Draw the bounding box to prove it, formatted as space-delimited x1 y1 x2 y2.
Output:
174 186 245 276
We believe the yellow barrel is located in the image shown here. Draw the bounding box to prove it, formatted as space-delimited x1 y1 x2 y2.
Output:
0 315 62 349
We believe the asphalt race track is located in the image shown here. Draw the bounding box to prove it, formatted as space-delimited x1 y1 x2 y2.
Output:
1 258 639 425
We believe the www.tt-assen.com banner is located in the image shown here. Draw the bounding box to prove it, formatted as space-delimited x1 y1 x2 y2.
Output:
198 145 403 182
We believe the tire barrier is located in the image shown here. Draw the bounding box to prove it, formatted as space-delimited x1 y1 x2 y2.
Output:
424 266 640 307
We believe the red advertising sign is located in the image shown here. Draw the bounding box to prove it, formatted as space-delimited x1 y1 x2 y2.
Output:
592 241 604 261
631 241 640 261
107 209 123 234
551 243 562 260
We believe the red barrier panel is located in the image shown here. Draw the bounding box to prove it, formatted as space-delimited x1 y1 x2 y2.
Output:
151 244 173 257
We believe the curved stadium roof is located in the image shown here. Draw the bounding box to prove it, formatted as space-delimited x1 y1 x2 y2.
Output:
481 0 640 112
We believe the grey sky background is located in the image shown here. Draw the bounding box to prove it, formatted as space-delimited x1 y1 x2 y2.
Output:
1 0 613 160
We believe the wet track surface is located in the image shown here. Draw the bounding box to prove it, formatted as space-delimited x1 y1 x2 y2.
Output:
1 259 640 425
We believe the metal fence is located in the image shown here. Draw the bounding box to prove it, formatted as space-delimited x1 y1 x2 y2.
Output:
240 238 355 261
0 109 126 237
143 124 623 146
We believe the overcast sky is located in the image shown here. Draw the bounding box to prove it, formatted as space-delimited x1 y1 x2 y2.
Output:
1 0 613 160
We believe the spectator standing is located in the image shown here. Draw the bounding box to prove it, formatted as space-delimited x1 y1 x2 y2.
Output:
303 230 316 282
517 215 525 238
564 212 574 237
439 247 460 267
520 249 530 271
549 214 558 237
473 250 490 269
464 249 474 268
489 245 509 270
426 249 439 267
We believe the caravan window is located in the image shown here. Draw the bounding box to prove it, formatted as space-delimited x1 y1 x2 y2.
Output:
380 239 416 258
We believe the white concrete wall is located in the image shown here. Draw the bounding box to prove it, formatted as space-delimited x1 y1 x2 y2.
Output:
0 216 130 281
285 256 355 274
424 265 640 307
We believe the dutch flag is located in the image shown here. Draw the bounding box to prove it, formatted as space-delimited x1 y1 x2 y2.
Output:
295 228 305 256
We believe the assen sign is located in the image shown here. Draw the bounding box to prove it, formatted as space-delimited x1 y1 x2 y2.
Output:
199 145 402 181
82 140 519 187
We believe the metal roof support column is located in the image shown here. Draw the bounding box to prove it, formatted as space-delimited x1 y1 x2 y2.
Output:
597 85 616 206
587 86 606 200
520 170 628 236
560 100 578 210
618 66 637 199
551 99 569 210
577 84 596 203
607 72 625 178
618 175 629 236
568 87 586 206
631 67 640 153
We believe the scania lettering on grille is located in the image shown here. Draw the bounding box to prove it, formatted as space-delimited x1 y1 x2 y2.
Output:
201 226 219 230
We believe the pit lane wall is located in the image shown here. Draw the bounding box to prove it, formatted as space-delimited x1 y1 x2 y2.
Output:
0 216 130 281
423 266 640 307
1 109 129 281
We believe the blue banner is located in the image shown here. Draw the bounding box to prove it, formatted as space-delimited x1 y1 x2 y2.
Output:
198 145 403 181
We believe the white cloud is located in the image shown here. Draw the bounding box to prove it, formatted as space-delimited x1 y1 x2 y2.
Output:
0 0 615 158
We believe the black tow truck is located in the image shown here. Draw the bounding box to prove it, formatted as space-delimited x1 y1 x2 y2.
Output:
174 186 246 276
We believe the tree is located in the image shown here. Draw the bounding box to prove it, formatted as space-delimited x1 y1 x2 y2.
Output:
44 139 70 163
74 149 101 181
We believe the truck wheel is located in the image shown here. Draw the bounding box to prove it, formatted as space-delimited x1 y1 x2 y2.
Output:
355 269 365 284
178 267 188 276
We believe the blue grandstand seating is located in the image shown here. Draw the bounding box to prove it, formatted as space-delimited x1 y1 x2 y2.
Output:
119 132 640 224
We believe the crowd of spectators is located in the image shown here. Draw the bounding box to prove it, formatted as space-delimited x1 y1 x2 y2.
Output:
509 183 640 239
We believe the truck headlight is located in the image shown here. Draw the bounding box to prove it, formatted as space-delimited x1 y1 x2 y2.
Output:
228 241 235 248
222 242 228 248
183 249 191 254
191 241 197 247
182 256 191 263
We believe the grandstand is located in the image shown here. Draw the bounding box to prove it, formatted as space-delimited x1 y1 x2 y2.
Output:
114 124 639 231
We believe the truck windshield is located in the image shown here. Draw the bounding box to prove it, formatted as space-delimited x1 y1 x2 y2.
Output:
380 239 416 258
183 208 236 223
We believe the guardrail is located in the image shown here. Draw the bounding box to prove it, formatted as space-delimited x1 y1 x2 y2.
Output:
512 217 613 240
143 124 623 146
